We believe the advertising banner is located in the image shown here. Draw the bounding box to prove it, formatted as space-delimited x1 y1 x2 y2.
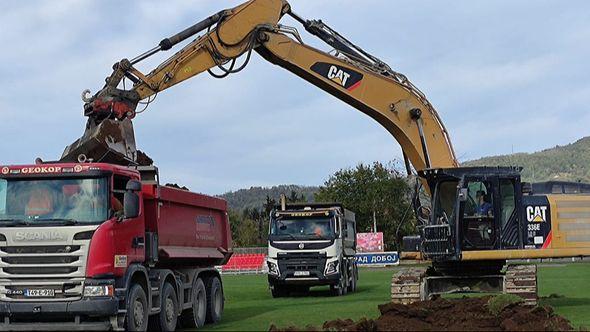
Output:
356 232 384 253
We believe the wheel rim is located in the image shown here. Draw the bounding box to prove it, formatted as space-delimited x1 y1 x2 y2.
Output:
214 288 222 315
165 296 175 324
197 289 206 320
133 298 145 329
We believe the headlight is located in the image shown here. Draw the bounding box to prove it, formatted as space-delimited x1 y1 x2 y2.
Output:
84 285 114 297
325 260 339 275
267 261 279 276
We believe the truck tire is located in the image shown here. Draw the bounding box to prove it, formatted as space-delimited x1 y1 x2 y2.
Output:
348 265 357 293
180 277 207 329
330 283 343 296
331 268 348 296
205 276 224 324
148 282 178 331
125 284 149 331
341 267 349 295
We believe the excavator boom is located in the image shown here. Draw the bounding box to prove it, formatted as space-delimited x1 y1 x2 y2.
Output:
62 0 458 173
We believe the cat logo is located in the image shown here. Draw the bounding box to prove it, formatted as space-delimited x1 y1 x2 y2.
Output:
327 66 351 87
526 206 548 222
310 62 363 91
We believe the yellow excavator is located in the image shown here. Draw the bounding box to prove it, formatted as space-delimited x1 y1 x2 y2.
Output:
62 0 590 304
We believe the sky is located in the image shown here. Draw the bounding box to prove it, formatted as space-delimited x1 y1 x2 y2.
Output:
1 1 589 194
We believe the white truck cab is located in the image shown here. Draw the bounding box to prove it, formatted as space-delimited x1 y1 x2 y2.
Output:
267 203 357 297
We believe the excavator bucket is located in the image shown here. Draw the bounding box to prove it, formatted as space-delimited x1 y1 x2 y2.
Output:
60 119 138 165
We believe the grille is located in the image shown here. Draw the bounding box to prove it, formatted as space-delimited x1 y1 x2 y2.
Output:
286 263 321 271
3 256 79 264
277 252 327 277
0 244 85 277
0 245 80 254
422 224 455 259
4 267 78 275
0 228 93 302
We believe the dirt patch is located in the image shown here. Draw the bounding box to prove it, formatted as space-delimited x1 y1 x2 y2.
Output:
270 296 573 331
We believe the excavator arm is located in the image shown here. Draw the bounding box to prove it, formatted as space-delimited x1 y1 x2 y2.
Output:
62 0 458 175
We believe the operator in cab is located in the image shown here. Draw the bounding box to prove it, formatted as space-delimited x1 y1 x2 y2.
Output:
476 190 493 217
25 182 57 217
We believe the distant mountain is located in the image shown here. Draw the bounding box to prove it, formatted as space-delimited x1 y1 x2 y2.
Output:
464 136 590 183
219 185 319 211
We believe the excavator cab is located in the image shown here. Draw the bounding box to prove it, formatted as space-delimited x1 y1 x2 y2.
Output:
420 167 524 262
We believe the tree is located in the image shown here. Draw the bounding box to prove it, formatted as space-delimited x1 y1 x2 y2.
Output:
314 161 415 250
228 209 259 247
287 190 305 203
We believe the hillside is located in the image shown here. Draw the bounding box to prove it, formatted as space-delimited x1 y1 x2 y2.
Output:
219 137 590 211
465 136 590 183
219 185 319 211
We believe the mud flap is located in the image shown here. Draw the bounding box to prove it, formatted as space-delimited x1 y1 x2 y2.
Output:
61 119 138 165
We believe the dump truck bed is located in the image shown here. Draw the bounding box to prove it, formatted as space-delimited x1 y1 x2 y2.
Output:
142 184 232 267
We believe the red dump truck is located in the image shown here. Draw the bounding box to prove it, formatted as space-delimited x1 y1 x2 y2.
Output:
0 162 232 331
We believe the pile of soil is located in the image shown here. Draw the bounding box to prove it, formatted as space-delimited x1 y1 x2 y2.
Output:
270 296 573 331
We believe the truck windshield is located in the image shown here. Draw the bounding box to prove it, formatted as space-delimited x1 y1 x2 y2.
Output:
270 217 335 240
0 177 108 225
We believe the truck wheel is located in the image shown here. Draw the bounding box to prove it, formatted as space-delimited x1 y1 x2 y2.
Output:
341 268 349 295
347 267 357 293
330 283 343 296
126 284 149 331
331 268 348 297
148 282 178 331
180 277 207 328
205 276 224 324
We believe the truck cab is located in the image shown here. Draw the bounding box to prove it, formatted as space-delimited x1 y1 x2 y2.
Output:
0 162 231 331
266 203 357 297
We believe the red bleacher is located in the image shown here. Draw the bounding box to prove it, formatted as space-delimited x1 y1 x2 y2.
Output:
222 253 266 273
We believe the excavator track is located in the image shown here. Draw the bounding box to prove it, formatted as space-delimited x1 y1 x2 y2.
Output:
391 264 538 306
504 264 538 306
391 267 428 304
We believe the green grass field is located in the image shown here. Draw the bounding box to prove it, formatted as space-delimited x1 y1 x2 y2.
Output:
202 263 590 331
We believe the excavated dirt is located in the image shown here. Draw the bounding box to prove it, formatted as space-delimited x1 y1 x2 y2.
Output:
269 296 573 331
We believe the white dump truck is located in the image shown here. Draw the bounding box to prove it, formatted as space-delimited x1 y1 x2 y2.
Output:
266 202 357 297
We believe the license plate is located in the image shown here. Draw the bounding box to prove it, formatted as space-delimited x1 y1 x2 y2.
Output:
24 289 55 297
294 271 310 276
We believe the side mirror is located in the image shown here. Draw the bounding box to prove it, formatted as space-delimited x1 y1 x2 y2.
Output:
126 179 142 192
124 192 140 219
458 188 469 202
